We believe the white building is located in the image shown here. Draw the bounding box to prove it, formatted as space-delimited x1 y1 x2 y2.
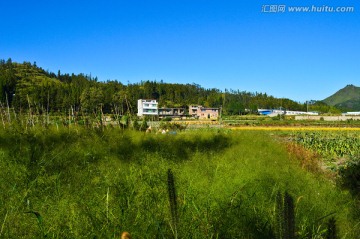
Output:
137 99 158 116
285 110 318 116
258 109 318 117
342 112 360 116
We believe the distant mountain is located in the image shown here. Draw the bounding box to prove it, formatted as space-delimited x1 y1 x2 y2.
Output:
323 84 360 111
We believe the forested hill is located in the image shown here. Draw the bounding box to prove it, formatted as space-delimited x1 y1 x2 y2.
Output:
323 84 360 111
0 59 335 115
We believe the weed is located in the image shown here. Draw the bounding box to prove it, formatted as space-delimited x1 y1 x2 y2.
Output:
167 169 178 239
0 126 359 238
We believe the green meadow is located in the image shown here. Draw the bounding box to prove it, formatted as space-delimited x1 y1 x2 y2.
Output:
0 126 359 238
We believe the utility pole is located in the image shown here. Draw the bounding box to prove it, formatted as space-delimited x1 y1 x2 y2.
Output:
306 100 309 113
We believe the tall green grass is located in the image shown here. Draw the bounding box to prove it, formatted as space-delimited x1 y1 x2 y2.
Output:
0 126 359 238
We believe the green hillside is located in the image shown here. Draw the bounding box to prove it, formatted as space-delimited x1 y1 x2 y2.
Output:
335 99 360 112
0 59 309 115
323 84 360 111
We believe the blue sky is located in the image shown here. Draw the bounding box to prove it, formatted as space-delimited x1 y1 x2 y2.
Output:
1 0 359 102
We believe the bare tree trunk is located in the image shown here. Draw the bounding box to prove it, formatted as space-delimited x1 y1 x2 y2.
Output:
47 91 50 125
0 102 6 129
115 104 121 128
5 93 11 123
12 107 17 120
27 94 34 127
68 107 71 127
100 104 104 128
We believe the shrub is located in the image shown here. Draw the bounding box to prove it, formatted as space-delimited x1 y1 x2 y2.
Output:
161 117 172 121
338 156 360 197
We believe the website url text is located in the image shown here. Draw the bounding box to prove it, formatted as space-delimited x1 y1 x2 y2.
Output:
261 5 355 13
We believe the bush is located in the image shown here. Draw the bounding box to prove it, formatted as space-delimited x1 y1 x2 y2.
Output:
161 116 172 121
338 156 360 197
159 122 186 131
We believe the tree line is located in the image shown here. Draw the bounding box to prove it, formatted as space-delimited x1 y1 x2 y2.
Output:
0 59 340 117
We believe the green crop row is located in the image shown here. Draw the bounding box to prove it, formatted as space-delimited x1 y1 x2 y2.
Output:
292 132 360 158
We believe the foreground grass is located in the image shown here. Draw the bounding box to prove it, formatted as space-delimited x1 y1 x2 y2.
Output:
0 126 359 238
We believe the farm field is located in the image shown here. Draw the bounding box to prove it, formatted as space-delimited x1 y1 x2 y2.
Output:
0 125 359 238
230 126 360 131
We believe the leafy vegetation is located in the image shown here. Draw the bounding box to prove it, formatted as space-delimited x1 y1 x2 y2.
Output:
338 157 360 197
290 131 360 201
293 132 360 158
0 126 359 238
